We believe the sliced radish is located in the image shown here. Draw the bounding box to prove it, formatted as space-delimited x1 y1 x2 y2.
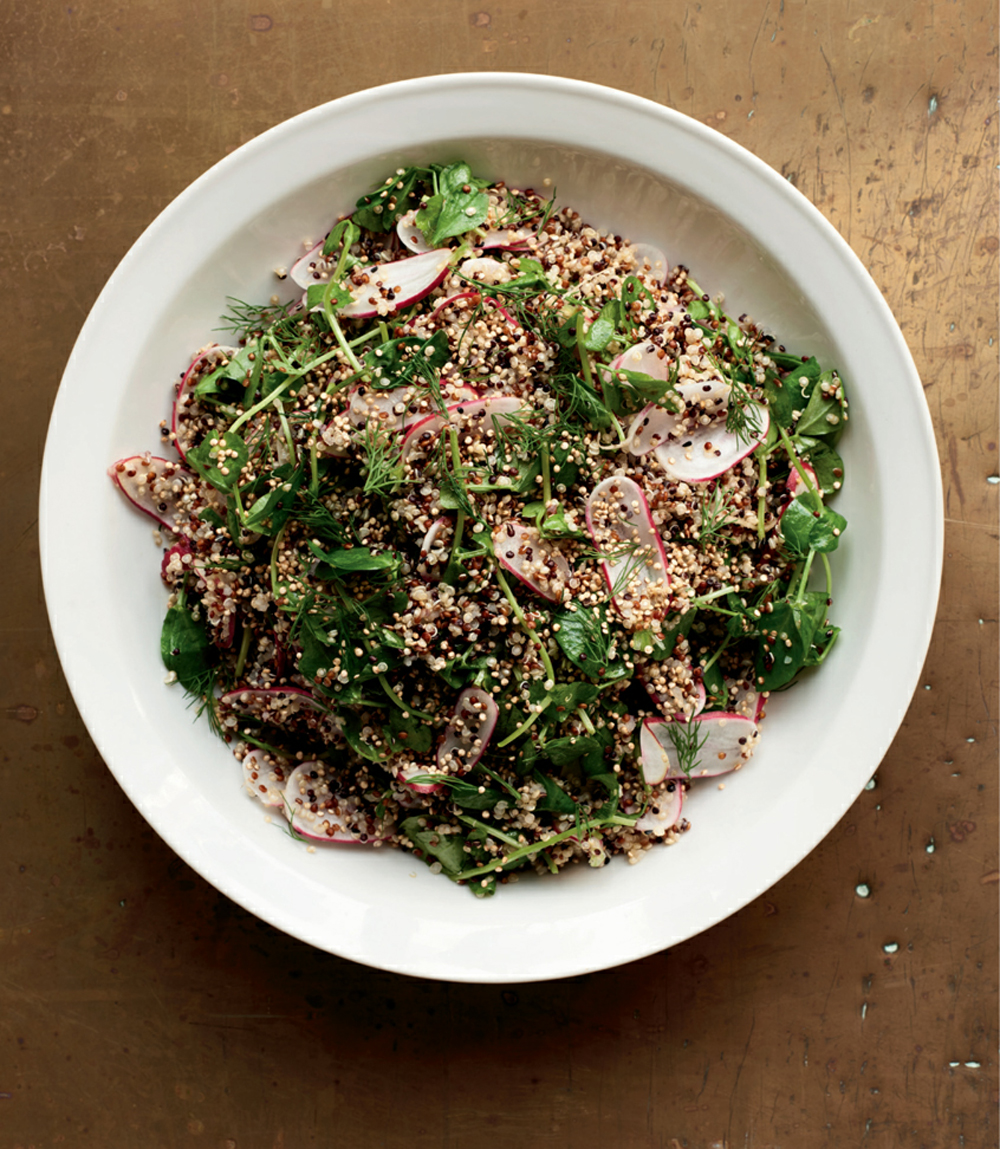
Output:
459 257 512 285
640 712 759 784
401 395 523 463
428 289 481 324
221 684 327 714
610 340 672 380
787 461 818 497
639 658 706 720
626 376 730 456
283 762 381 842
172 344 237 463
219 686 341 743
651 403 768 483
493 522 571 603
337 249 452 319
630 243 668 283
633 779 684 836
396 761 444 795
480 224 535 250
242 747 289 809
396 210 433 254
108 455 195 533
437 687 499 774
729 683 766 722
348 384 416 433
482 296 519 328
417 516 453 580
290 239 336 289
585 476 671 626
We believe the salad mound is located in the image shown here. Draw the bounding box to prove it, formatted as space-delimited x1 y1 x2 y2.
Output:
109 161 849 895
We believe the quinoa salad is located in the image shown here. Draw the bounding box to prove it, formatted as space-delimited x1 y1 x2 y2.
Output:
109 161 849 896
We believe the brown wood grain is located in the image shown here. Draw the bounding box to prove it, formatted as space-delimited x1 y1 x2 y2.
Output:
1 1 996 1146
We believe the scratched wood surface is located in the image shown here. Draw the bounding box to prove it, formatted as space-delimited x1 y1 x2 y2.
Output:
1 2 996 1146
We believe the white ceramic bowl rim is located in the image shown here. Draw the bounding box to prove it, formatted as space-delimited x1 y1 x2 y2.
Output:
40 74 942 983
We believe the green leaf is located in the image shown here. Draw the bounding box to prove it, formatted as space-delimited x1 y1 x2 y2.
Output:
387 707 433 755
363 331 450 387
416 162 490 245
797 438 846 497
242 466 305 535
305 281 353 315
795 372 845 438
755 592 829 690
554 605 629 683
322 218 360 258
307 542 400 575
354 167 424 232
532 770 578 815
400 816 471 880
582 302 618 353
540 735 602 766
186 430 249 494
780 493 847 556
160 603 214 694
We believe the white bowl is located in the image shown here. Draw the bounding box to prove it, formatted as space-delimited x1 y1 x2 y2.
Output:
40 75 942 983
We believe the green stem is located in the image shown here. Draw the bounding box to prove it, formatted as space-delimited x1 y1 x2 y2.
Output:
309 438 319 497
229 376 293 437
574 311 594 389
493 565 556 683
756 446 768 541
793 549 817 605
233 623 253 679
821 552 833 599
376 672 436 722
576 707 596 735
777 425 820 499
496 695 553 749
273 396 295 460
541 440 552 506
454 813 638 881
687 583 739 609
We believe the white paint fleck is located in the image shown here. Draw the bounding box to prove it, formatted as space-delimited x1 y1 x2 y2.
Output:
926 839 936 854
965 1061 981 1068
855 883 871 898
883 941 899 954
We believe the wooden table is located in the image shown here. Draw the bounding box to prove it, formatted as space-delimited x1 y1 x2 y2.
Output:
3 2 996 1145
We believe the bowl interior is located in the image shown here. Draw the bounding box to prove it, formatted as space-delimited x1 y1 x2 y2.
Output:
41 76 940 982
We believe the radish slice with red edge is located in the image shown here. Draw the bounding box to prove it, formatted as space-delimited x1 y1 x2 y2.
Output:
172 344 237 463
585 476 671 626
290 240 335 289
632 779 684 837
283 763 380 842
437 687 499 774
221 684 329 716
651 403 769 483
429 289 481 323
630 243 668 283
626 376 730 456
396 762 443 795
242 747 288 809
482 296 519 328
787 461 819 498
401 395 523 463
108 455 195 533
640 712 760 784
492 522 571 603
337 249 452 319
396 210 433 254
